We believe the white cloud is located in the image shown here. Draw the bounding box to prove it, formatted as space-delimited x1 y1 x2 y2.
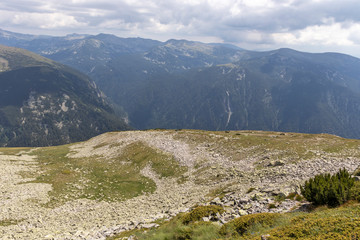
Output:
1 0 360 56
12 12 87 29
273 19 360 46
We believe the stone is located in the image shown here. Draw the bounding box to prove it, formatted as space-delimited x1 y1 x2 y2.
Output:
261 234 271 240
142 223 159 229
238 210 247 216
242 204 252 210
237 198 249 204
211 197 222 205
224 200 235 207
268 160 285 167
44 234 54 240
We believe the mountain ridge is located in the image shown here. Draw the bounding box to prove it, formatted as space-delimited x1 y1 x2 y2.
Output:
2 29 360 139
0 45 130 147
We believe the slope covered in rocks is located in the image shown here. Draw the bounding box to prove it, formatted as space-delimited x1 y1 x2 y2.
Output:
0 129 359 239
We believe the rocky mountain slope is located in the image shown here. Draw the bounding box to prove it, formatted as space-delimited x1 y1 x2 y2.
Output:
2 29 360 139
0 45 130 147
0 129 359 239
120 48 360 138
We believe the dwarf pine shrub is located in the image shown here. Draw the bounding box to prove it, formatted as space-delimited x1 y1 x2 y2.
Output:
300 168 355 207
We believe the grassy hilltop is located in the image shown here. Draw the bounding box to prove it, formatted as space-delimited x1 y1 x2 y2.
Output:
0 129 359 239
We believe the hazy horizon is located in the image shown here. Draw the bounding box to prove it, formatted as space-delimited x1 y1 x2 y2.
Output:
1 0 360 57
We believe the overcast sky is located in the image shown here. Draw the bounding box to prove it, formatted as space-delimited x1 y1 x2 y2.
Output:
1 0 360 57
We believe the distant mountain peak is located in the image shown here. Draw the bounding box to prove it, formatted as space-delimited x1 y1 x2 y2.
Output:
65 33 89 40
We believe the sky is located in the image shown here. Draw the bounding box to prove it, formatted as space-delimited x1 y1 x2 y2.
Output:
1 0 360 57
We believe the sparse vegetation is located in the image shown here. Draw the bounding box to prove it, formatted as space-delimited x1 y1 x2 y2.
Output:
286 192 297 199
268 203 277 209
181 205 224 224
267 203 360 239
28 141 187 206
1 129 360 239
0 219 20 226
173 130 360 168
220 212 281 237
111 202 360 240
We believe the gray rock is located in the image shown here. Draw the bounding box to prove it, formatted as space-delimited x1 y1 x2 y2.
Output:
238 210 247 216
242 204 252 210
224 200 235 207
142 223 159 229
261 234 271 240
211 197 222 205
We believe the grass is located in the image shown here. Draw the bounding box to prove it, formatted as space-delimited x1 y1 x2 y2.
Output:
0 219 20 226
267 202 360 239
181 205 225 224
219 212 281 237
173 130 360 166
109 202 360 240
0 147 31 155
27 141 187 207
108 214 222 240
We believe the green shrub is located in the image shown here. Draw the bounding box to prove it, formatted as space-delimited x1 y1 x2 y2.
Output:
286 192 297 200
350 181 360 202
181 205 224 225
295 194 304 202
174 225 192 240
269 204 360 239
219 212 280 237
268 203 277 209
300 168 355 207
274 193 286 203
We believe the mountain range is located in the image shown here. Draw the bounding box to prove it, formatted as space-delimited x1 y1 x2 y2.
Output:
2 28 360 139
0 44 129 147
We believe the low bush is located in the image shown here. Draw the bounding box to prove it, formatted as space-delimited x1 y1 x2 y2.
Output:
268 203 360 239
300 168 355 207
181 205 224 225
219 212 280 237
285 192 297 200
350 181 360 202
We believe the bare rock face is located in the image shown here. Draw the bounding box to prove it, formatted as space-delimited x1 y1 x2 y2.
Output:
0 130 359 239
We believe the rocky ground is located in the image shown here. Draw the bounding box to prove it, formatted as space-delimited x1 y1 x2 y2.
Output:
0 130 359 239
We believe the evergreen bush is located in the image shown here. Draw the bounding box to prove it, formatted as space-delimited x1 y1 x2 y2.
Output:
300 168 355 207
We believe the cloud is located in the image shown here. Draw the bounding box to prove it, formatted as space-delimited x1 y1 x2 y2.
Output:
1 0 360 57
11 12 87 29
272 19 360 46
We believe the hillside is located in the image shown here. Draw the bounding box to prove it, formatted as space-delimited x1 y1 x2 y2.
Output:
0 129 359 239
0 45 130 147
2 29 360 138
3 29 360 138
103 48 360 139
